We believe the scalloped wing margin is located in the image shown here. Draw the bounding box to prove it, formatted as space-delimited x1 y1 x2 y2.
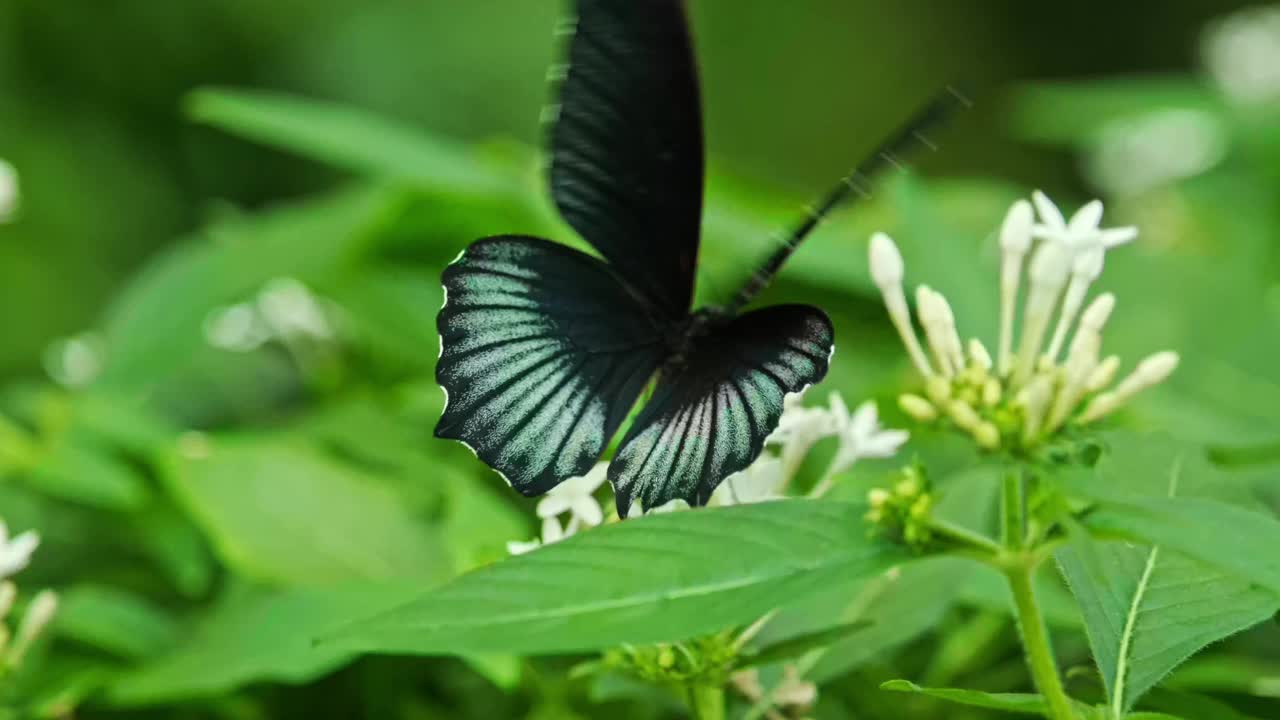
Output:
435 235 664 495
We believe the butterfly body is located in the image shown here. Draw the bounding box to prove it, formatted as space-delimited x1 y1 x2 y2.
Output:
435 0 959 515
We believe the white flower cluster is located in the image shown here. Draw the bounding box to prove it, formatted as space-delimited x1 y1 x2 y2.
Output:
507 392 909 554
0 519 57 677
204 277 337 353
0 159 17 224
870 192 1179 450
507 462 609 555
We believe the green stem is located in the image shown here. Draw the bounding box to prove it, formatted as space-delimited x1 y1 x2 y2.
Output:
1006 564 1075 720
1001 469 1025 550
686 684 725 720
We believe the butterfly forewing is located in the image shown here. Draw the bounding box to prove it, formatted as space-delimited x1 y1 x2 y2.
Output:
609 305 835 515
435 236 665 495
550 0 704 318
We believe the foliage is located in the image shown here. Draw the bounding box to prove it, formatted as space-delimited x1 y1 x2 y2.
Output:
2 4 1280 720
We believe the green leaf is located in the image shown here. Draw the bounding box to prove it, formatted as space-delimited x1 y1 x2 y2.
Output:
324 500 907 656
739 620 871 670
880 679 1082 716
186 88 516 198
1059 451 1278 714
1063 435 1280 596
107 583 422 706
161 437 451 587
807 557 972 683
1058 535 1277 714
54 585 179 660
1079 494 1280 597
25 435 150 511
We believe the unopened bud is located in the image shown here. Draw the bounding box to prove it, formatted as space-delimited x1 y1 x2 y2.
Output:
868 488 891 508
898 394 938 422
982 377 1003 407
973 422 1001 450
1072 247 1105 281
869 232 905 290
968 339 993 371
1086 355 1121 392
925 376 952 404
895 475 922 498
7 590 57 667
947 400 982 430
1000 199 1035 255
1079 293 1116 335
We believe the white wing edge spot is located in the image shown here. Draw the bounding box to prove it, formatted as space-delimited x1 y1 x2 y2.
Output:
436 247 514 489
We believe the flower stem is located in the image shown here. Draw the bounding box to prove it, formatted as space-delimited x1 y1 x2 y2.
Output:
1001 469 1025 550
1006 563 1075 720
686 683 726 720
1001 467 1074 720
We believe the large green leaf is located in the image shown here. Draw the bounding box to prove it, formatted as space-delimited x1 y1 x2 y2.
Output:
1063 433 1280 596
324 500 907 656
187 88 516 198
1081 495 1280 594
161 437 451 587
1058 535 1277 715
107 583 422 707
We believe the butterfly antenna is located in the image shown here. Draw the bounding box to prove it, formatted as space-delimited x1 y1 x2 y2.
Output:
726 85 972 314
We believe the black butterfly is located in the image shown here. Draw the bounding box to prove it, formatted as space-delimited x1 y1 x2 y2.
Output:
435 0 959 515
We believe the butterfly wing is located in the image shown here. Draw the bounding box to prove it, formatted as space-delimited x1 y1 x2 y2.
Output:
608 305 835 515
435 236 665 495
550 0 704 319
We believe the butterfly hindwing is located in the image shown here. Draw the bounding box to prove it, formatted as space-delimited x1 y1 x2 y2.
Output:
435 236 665 495
608 305 835 515
550 0 704 319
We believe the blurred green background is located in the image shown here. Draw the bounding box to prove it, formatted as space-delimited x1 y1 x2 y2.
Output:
0 0 1264 378
2 1 1279 718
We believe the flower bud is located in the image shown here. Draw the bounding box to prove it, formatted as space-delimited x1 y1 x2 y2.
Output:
869 232 904 290
982 377 1002 407
898 394 938 422
1000 199 1035 254
973 422 1001 450
925 376 952 405
1086 355 1121 392
1079 293 1116 335
7 590 57 668
968 339 993 371
947 400 982 430
868 488 891 508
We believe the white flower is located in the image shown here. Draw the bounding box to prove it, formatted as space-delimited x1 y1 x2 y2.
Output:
507 463 609 555
257 277 334 341
0 159 17 223
536 461 607 527
0 521 40 580
767 391 836 475
869 193 1178 449
828 396 909 475
505 538 543 556
713 456 785 506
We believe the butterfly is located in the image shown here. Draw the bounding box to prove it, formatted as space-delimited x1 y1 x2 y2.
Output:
435 0 960 516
